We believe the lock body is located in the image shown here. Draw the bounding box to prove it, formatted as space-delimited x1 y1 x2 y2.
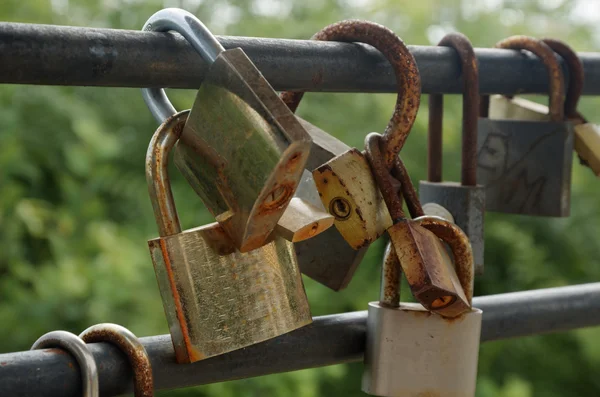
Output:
148 222 311 364
174 48 311 252
313 148 392 250
419 182 485 274
362 302 482 397
292 119 372 290
477 95 574 217
574 123 600 176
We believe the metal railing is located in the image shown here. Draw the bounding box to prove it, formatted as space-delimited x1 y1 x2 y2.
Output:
0 21 599 397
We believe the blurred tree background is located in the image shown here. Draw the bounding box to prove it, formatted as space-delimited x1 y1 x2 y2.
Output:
1 0 600 396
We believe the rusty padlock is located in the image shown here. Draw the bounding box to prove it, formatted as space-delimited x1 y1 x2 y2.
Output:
142 8 312 252
478 36 574 216
419 33 485 275
278 20 419 290
146 111 311 364
310 20 421 250
362 133 481 396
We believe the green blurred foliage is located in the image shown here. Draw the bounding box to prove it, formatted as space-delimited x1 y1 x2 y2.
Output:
1 0 600 396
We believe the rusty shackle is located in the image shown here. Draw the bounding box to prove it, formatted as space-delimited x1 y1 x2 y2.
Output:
480 36 566 122
80 324 154 397
428 33 479 186
280 20 421 168
542 38 584 119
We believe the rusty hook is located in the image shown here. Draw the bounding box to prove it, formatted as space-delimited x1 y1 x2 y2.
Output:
480 36 565 122
542 38 584 120
428 33 479 186
281 20 421 168
364 132 405 222
80 323 154 397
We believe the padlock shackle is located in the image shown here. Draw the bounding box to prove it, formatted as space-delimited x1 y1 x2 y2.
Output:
280 20 421 169
141 8 226 124
80 324 153 397
542 39 584 119
428 33 479 186
392 156 425 219
146 110 189 237
364 133 406 222
380 242 401 307
31 331 99 397
480 36 565 122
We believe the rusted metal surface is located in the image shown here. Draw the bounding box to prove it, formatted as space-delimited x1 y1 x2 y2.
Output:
428 33 480 186
428 93 444 183
364 133 470 316
363 133 405 222
146 111 189 237
80 324 153 397
414 217 474 305
542 38 584 118
392 155 424 218
275 197 334 242
30 331 99 397
280 19 421 168
379 242 401 308
481 36 565 122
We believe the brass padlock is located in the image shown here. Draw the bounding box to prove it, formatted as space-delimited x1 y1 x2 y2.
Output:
309 20 421 250
419 33 485 275
275 170 334 242
278 20 419 290
478 36 574 216
362 135 481 396
146 111 311 364
141 8 311 252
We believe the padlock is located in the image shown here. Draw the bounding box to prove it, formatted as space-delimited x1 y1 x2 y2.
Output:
141 8 311 252
277 20 419 290
501 38 600 177
146 110 311 364
364 133 470 316
419 33 485 275
477 36 574 216
275 170 334 243
362 135 482 396
307 20 421 249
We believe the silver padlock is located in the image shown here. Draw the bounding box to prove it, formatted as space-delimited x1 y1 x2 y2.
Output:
419 33 485 275
362 219 482 397
477 36 574 217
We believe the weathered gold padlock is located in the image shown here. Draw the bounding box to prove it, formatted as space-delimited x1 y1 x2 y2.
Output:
141 8 311 253
146 111 312 364
308 20 421 250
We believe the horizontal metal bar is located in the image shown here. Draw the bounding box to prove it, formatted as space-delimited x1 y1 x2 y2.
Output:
1 22 600 95
0 283 599 397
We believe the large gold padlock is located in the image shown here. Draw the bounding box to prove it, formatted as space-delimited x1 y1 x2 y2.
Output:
146 110 312 364
141 8 311 253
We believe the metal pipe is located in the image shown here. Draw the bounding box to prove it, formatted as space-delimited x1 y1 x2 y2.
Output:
1 283 599 397
2 22 600 94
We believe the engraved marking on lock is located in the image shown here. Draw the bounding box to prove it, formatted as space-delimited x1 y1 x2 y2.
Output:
330 197 351 220
262 185 293 210
477 127 554 212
